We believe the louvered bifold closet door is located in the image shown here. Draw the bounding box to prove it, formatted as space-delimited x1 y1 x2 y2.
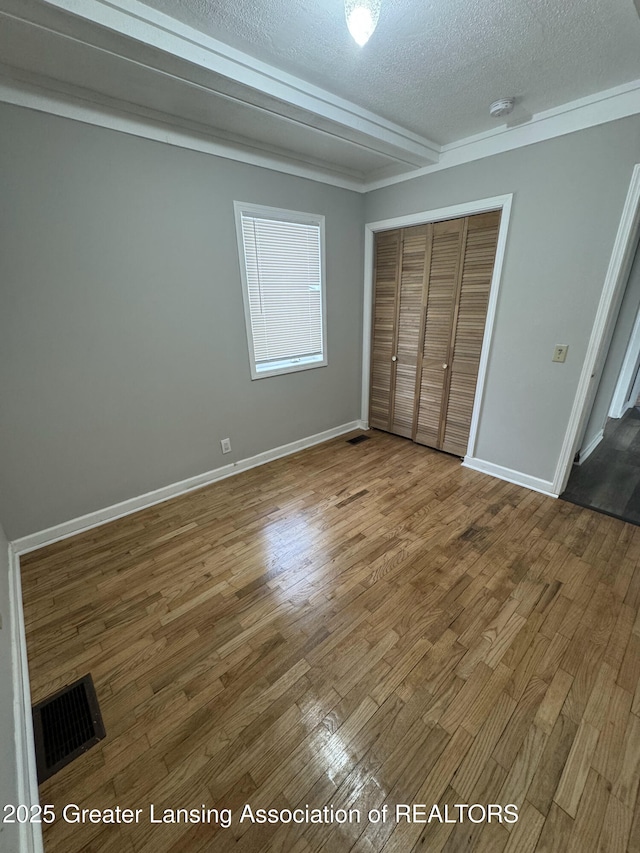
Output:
369 212 500 453
391 225 430 437
441 211 501 455
369 230 402 430
414 218 466 449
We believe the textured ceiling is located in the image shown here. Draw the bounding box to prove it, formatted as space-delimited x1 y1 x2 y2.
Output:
138 0 640 144
1 0 638 185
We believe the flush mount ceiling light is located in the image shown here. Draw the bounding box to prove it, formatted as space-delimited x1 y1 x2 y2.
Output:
489 98 515 118
345 0 381 46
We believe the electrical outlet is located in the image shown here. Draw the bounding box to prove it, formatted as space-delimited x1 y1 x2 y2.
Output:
221 438 231 454
552 344 568 363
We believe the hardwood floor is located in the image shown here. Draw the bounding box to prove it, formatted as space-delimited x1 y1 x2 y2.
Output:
563 408 640 526
19 429 640 852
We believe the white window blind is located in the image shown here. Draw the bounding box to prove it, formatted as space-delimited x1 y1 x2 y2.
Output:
235 204 327 379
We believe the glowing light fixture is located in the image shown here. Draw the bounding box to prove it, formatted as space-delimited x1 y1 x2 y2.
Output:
345 0 381 46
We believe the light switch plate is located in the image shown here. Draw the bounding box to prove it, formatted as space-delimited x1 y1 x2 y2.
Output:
552 344 568 363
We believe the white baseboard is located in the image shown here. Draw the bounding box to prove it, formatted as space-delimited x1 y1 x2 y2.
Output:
8 545 44 853
462 457 558 498
12 420 367 555
577 429 604 465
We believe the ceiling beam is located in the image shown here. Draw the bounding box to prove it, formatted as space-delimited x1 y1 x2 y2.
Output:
2 0 441 167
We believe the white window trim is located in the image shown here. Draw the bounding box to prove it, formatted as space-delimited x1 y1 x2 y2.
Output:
234 201 328 380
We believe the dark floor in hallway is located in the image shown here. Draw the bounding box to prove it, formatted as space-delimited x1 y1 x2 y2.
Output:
562 407 640 525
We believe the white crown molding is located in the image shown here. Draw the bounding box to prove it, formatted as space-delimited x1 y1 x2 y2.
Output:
11 420 367 555
0 73 367 192
364 79 640 192
2 0 439 166
3 70 639 195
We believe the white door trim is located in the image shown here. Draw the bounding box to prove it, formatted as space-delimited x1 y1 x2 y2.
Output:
361 193 513 460
553 164 640 495
627 356 640 416
609 294 640 419
8 545 44 853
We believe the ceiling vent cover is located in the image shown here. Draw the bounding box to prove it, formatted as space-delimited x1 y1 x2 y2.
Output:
32 674 106 783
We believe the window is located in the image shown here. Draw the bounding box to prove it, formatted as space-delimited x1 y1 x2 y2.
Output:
234 202 327 379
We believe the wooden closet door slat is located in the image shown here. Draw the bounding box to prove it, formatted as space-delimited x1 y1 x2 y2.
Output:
442 211 501 456
415 218 465 448
392 225 429 437
369 230 401 430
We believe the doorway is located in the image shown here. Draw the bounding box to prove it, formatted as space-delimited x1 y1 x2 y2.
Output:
562 232 640 524
552 164 640 498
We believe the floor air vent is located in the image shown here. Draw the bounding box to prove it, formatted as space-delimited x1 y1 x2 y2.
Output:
346 434 370 445
32 674 106 784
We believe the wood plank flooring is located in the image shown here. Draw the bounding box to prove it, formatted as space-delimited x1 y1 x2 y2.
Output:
562 408 640 525
19 429 640 852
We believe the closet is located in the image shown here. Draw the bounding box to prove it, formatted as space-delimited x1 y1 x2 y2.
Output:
369 210 501 457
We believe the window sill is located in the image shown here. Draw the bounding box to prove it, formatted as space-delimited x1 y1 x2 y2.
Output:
251 356 327 380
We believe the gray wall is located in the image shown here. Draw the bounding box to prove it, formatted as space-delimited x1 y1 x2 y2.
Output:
0 521 20 853
0 104 365 539
366 116 640 484
3 104 640 538
582 236 640 450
